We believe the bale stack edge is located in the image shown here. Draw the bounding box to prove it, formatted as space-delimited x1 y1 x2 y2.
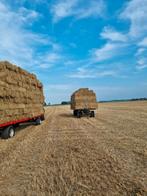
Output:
0 61 44 125
71 88 98 110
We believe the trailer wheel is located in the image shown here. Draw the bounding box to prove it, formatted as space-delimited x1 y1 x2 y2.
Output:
77 111 81 118
1 126 15 139
41 115 45 121
73 110 77 116
35 118 42 125
90 111 95 118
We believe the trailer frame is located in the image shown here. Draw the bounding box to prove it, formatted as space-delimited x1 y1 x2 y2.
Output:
73 109 95 118
0 114 45 139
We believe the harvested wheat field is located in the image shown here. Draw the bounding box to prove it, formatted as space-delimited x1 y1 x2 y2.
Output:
0 101 147 196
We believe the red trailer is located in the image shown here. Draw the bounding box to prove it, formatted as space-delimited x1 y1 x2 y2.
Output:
0 61 45 139
0 113 45 139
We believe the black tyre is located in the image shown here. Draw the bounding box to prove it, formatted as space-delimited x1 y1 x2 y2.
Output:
35 118 42 125
73 110 77 116
1 126 15 139
41 115 45 121
77 111 81 118
90 111 95 118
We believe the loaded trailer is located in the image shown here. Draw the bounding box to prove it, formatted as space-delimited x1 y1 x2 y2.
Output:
71 88 98 118
0 61 45 139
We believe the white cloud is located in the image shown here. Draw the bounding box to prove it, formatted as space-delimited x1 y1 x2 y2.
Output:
0 2 37 66
101 27 127 42
75 0 106 19
120 0 147 38
136 37 147 69
51 0 77 22
39 52 62 68
138 37 147 47
135 48 146 56
136 64 147 70
69 67 95 78
0 1 39 25
45 53 61 63
98 0 147 72
18 7 39 22
69 67 117 78
92 42 126 62
138 59 145 66
136 58 147 69
51 0 106 23
0 1 61 69
0 1 6 11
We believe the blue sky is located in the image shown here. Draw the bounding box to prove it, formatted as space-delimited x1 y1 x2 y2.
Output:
0 0 147 103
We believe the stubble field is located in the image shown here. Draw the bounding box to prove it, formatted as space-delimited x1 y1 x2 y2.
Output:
0 101 147 195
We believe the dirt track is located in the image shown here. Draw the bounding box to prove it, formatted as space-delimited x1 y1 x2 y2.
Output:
0 101 147 195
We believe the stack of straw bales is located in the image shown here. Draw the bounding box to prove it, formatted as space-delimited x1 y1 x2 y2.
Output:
71 88 97 110
0 61 44 124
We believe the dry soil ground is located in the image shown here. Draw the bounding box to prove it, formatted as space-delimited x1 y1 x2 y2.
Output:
0 101 147 196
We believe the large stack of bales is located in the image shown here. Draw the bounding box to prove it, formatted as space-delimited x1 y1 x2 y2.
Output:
0 61 44 125
71 88 97 110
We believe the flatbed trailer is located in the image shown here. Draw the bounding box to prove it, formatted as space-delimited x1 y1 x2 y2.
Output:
0 114 45 139
71 88 98 118
0 61 45 139
73 108 95 118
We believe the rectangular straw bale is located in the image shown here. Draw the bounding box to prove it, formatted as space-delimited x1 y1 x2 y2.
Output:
0 61 44 125
71 88 97 110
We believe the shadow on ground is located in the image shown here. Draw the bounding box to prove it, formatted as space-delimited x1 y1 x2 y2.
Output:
59 113 74 118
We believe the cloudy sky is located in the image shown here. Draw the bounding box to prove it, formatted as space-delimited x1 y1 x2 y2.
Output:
0 0 147 103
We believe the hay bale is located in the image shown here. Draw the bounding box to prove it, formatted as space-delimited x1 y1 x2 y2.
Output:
71 88 97 110
0 61 44 125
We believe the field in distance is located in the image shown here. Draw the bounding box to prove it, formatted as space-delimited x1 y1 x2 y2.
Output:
0 101 147 195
